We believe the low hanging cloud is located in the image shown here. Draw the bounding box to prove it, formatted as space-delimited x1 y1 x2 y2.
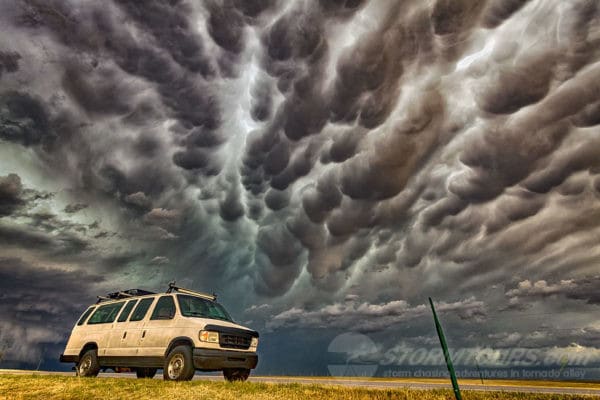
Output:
0 257 104 362
267 297 486 332
506 277 600 305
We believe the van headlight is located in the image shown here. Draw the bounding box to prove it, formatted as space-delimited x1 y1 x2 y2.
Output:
199 330 219 343
250 337 258 348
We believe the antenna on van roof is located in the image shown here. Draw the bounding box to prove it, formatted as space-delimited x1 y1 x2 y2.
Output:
166 281 217 301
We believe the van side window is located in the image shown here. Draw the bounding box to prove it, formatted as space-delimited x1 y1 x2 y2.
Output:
117 299 139 322
77 307 95 326
150 296 175 320
87 302 124 324
129 298 155 321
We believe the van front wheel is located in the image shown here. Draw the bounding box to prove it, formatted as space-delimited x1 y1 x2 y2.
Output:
163 346 195 381
77 350 100 377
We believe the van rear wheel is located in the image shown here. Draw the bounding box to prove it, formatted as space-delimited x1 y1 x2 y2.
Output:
136 367 157 379
163 345 195 381
77 349 100 377
223 368 250 382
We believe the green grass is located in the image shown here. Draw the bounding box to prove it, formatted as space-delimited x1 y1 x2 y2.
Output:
0 374 596 400
266 376 600 389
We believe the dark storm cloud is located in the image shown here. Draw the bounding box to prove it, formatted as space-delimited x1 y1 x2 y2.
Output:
264 188 289 211
124 191 152 211
62 65 133 116
0 50 21 77
113 0 213 76
253 223 304 296
431 0 486 36
475 53 554 115
0 91 51 147
481 0 531 28
262 7 326 66
0 220 91 256
172 148 213 171
63 203 88 214
15 0 221 130
0 257 103 362
326 127 364 164
302 171 342 223
2 0 600 373
219 179 245 222
447 62 600 210
523 138 600 194
327 8 406 128
0 173 24 216
206 1 246 55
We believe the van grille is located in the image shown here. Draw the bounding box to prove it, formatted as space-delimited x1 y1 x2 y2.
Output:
220 334 251 349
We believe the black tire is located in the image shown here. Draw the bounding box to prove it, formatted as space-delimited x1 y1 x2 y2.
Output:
77 349 100 377
223 368 250 382
163 345 195 381
136 367 157 379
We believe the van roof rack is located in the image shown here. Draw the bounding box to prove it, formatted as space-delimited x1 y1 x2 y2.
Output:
166 281 217 301
97 289 156 303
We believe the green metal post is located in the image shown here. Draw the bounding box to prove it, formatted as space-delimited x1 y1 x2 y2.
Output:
429 297 462 400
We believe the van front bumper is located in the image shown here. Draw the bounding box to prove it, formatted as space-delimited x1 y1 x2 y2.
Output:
60 354 79 363
193 348 258 371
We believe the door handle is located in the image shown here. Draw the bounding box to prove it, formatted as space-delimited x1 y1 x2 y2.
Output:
142 330 146 338
122 331 127 339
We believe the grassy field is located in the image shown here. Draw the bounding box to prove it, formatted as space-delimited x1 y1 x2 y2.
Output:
0 374 596 400
265 376 600 389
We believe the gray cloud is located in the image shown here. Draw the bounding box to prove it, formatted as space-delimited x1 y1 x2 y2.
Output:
63 203 87 214
506 277 600 305
0 173 24 216
268 297 486 333
1 0 600 373
0 91 51 147
124 191 152 211
0 257 104 363
0 50 21 77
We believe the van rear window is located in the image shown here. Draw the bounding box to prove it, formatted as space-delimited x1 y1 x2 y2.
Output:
77 307 95 326
87 302 124 324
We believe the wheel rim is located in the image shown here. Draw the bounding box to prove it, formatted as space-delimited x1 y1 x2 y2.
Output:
79 355 91 375
167 354 185 379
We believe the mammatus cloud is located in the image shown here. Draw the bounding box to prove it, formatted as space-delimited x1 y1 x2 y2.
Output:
0 0 599 371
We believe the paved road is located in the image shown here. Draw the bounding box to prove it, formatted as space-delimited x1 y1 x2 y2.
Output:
2 370 600 396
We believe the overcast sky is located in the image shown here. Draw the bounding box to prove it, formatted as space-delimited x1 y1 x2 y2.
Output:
1 0 600 376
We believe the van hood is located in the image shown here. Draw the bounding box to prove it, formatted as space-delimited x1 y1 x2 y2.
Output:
182 317 259 336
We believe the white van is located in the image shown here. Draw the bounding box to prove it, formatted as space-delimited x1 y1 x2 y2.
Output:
60 284 259 381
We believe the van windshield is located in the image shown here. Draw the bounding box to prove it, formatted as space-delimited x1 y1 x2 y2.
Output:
177 294 233 322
